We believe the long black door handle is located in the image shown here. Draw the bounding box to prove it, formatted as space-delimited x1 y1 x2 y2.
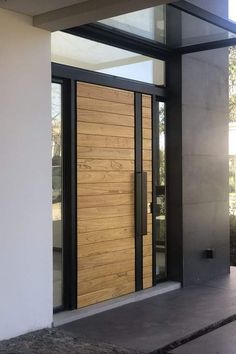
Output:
141 172 147 236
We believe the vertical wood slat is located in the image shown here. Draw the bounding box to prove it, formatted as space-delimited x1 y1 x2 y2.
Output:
77 82 136 308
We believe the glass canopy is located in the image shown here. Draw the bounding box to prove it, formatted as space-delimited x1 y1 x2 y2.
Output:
99 5 166 44
97 1 236 53
54 0 236 78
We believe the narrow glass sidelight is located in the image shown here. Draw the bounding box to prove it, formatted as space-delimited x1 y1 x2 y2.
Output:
52 82 63 309
155 102 167 281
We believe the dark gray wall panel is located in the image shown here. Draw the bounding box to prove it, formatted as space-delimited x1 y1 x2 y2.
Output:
182 0 229 285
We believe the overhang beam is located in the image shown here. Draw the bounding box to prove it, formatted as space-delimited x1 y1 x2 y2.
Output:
33 0 176 32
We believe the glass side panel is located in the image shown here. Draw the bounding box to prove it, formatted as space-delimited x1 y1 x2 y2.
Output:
156 102 166 280
99 5 166 43
52 83 63 309
51 32 165 86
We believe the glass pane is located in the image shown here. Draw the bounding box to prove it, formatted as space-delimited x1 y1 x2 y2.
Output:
167 6 236 48
156 102 166 280
99 5 166 43
99 4 235 49
52 83 63 308
51 32 165 86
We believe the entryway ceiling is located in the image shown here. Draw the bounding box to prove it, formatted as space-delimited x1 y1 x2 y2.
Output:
0 0 88 16
0 0 174 31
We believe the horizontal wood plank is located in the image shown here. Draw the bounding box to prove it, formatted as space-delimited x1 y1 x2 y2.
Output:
79 248 135 270
143 277 153 289
78 227 135 245
79 272 134 296
78 171 135 184
78 183 133 196
78 159 134 171
78 121 134 138
79 261 134 282
78 109 134 127
78 193 134 209
79 238 135 257
78 146 134 160
78 282 134 308
143 255 152 267
78 215 134 233
78 204 134 220
143 265 152 278
78 97 134 116
142 95 152 108
78 82 134 105
78 134 134 149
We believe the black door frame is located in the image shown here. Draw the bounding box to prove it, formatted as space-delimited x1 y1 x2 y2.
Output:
52 62 169 310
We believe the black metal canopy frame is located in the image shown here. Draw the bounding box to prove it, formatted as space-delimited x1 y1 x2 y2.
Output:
63 0 236 60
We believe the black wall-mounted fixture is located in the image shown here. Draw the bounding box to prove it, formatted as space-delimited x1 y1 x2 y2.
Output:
204 248 216 259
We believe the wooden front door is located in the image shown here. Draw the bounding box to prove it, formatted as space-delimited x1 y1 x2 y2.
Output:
77 82 136 308
76 81 160 308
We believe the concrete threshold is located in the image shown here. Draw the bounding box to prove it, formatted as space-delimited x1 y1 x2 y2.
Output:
54 281 181 327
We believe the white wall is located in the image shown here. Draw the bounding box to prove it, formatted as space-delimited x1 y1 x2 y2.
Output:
0 9 52 339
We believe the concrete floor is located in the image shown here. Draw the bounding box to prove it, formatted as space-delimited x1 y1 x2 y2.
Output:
60 268 236 353
170 321 236 354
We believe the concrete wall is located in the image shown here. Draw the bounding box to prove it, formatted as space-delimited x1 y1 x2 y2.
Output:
0 9 52 339
182 0 230 284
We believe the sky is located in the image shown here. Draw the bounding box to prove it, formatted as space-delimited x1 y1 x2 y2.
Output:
229 0 236 21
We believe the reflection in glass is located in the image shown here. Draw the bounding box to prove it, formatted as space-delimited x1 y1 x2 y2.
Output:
51 32 165 86
99 5 166 44
167 6 235 48
99 4 235 49
156 102 166 280
52 83 63 308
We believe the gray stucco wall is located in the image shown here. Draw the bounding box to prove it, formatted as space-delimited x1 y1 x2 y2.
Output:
182 0 230 284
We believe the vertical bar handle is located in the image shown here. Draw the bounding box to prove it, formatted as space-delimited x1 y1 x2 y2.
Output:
142 172 147 236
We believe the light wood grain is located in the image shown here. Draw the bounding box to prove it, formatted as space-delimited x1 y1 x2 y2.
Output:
78 215 134 233
78 134 134 149
78 193 134 208
79 238 135 257
78 282 135 308
78 159 134 171
78 110 134 127
78 227 135 245
79 272 134 296
77 82 135 308
79 260 134 281
143 277 153 289
142 95 152 108
78 183 133 196
78 171 135 184
78 82 134 105
78 146 134 160
79 248 135 270
78 204 133 220
78 121 134 138
78 97 134 116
